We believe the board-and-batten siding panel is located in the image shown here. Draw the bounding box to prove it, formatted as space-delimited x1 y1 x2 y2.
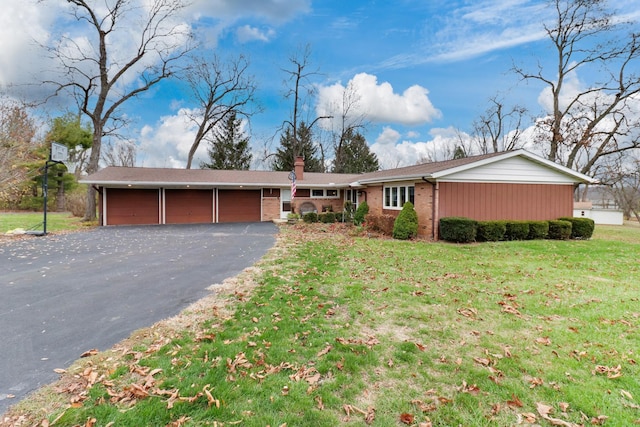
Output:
441 157 577 184
438 182 574 221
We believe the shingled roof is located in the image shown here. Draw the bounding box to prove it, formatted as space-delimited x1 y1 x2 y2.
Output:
81 150 595 188
81 166 360 188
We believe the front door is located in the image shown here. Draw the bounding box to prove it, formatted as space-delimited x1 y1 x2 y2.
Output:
281 189 291 219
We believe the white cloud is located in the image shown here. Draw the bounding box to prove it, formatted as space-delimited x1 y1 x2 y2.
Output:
370 126 472 169
0 0 62 88
376 0 548 69
236 25 276 43
137 108 208 168
316 73 441 128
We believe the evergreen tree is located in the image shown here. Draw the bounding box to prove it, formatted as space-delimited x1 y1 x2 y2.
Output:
332 129 379 173
200 112 252 170
271 121 323 172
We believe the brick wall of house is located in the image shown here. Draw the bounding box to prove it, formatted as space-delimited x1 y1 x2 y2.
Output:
361 182 435 240
362 185 383 215
414 181 434 239
292 194 345 214
262 197 280 221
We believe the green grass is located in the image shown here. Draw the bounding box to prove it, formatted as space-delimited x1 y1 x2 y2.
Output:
4 223 640 426
0 211 91 233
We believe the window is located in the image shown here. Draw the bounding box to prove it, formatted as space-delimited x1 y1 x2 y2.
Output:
383 185 415 209
310 189 340 198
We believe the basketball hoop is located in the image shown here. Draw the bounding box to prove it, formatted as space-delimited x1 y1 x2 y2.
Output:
51 142 69 162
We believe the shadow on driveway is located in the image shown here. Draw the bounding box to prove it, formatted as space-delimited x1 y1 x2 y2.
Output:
0 222 278 414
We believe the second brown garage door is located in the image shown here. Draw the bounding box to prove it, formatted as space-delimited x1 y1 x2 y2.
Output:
165 189 214 224
218 190 261 222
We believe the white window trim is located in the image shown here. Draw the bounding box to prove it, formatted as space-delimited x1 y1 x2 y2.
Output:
311 188 340 199
383 185 415 210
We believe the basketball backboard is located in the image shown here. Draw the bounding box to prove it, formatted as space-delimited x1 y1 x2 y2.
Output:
51 142 68 162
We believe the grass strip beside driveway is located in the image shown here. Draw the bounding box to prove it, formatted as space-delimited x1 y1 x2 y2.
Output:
3 224 639 426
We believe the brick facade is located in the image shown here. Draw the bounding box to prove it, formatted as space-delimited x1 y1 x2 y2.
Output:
360 182 435 240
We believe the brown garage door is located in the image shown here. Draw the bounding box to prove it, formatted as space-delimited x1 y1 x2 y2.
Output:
106 188 159 225
165 189 214 224
218 190 261 222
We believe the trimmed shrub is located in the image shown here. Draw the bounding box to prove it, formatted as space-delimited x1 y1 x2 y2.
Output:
354 201 369 225
303 212 318 223
393 202 419 240
528 221 549 240
439 217 477 243
559 217 595 239
366 214 396 235
505 221 530 240
548 220 572 240
319 212 336 223
476 221 506 242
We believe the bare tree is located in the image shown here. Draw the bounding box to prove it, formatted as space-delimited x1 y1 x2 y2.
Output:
325 80 367 172
184 54 257 169
43 0 192 220
471 96 528 154
599 153 640 221
280 45 331 168
102 140 137 167
513 0 640 178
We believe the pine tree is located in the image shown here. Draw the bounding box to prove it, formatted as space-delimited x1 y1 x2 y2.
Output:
332 129 379 173
271 121 323 172
200 112 252 170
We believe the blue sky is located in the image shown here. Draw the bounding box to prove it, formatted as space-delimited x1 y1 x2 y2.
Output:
2 0 639 169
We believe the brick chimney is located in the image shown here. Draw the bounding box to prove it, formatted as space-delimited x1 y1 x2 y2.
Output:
294 156 304 181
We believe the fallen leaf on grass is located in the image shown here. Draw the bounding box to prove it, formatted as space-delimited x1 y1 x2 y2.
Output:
80 349 98 358
500 304 522 316
507 394 523 408
536 402 581 427
457 308 478 319
203 384 220 408
593 364 622 378
317 345 332 357
343 404 375 425
400 413 414 424
536 337 552 346
473 357 492 366
458 381 480 394
315 395 324 410
591 415 608 425
529 377 544 388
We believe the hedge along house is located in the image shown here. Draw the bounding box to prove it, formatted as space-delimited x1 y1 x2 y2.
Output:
81 150 596 240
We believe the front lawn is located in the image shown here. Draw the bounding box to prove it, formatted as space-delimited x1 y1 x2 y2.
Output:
3 223 639 426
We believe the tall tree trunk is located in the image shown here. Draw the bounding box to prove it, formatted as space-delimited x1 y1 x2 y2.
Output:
56 172 65 212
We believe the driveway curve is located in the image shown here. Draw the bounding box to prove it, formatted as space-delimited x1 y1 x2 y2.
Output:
0 222 278 414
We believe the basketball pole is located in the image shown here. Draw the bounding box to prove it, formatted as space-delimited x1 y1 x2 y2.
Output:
42 143 65 235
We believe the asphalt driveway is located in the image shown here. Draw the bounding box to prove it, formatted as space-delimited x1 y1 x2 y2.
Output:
0 222 278 414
